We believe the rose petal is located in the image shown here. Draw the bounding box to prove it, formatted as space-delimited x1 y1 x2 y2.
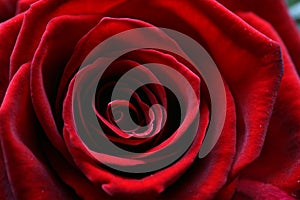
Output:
0 14 23 104
31 15 101 160
218 0 300 75
42 139 114 200
10 0 125 78
236 12 300 197
0 63 75 199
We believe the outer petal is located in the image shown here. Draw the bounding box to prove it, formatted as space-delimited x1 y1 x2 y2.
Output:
9 0 126 78
217 0 300 75
236 12 300 198
29 15 117 199
30 14 101 159
0 14 23 104
0 0 40 103
0 63 76 199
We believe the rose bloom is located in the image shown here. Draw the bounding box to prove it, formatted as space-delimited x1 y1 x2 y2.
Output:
0 0 300 199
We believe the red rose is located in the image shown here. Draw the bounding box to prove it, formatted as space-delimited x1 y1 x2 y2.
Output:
0 0 299 199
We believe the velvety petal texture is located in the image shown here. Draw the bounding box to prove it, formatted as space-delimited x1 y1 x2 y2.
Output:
0 0 299 199
0 63 76 199
236 11 300 198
